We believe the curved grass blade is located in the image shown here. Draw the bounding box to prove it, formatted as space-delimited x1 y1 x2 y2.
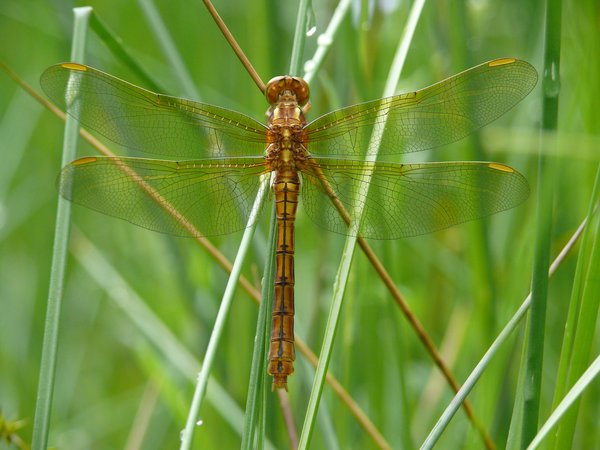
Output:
552 168 600 448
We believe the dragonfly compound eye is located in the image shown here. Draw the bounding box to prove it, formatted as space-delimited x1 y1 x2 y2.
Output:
266 76 310 106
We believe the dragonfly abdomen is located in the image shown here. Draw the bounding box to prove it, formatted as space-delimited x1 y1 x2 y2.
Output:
268 169 300 390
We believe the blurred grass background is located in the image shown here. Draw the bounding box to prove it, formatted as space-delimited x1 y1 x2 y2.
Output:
0 0 599 449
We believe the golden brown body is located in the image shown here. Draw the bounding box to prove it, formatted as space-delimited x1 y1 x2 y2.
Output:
265 76 310 390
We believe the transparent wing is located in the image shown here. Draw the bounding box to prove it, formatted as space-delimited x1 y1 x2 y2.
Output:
59 156 268 236
305 59 537 157
41 63 268 158
300 159 529 239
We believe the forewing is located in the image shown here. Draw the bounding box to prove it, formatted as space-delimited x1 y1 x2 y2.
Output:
305 59 537 158
59 156 268 236
41 63 267 158
301 159 529 239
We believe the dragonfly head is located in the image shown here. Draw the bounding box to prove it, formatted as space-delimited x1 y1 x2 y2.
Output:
266 76 310 106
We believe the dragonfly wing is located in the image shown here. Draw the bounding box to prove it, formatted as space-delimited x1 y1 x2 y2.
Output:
41 63 267 158
305 59 537 157
60 156 268 237
301 159 529 239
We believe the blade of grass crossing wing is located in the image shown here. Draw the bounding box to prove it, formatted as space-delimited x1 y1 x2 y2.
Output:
298 1 426 448
137 0 200 99
180 175 269 450
89 12 164 92
31 7 92 450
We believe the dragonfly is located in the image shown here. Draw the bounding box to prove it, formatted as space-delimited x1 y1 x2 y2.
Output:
41 58 537 390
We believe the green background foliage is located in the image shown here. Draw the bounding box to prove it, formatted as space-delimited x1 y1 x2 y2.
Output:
0 0 598 449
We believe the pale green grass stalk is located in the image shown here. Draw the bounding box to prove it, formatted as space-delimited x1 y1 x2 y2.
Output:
298 1 426 448
180 175 269 450
528 353 600 449
521 0 562 445
241 205 277 450
289 0 312 75
303 0 351 84
137 0 200 99
422 214 588 450
551 168 600 447
31 7 92 450
89 13 163 92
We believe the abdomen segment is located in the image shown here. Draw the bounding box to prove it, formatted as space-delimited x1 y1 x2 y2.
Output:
268 170 300 390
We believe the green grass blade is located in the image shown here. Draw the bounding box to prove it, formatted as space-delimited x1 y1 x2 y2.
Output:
422 296 530 450
241 201 277 450
505 329 529 450
137 0 200 99
521 0 563 445
31 7 93 450
423 214 587 449
552 167 600 448
298 1 426 448
548 167 599 449
89 12 164 92
289 0 312 75
180 175 270 450
303 0 351 85
528 353 600 450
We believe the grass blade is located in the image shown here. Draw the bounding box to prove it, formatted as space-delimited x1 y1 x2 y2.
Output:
180 175 270 450
528 353 600 450
521 0 563 445
289 0 312 75
552 167 600 447
137 0 200 99
303 0 351 84
298 1 426 448
242 201 277 450
422 213 588 449
89 12 164 92
31 7 92 450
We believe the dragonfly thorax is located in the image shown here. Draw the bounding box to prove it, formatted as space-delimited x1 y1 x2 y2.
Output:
266 87 309 172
